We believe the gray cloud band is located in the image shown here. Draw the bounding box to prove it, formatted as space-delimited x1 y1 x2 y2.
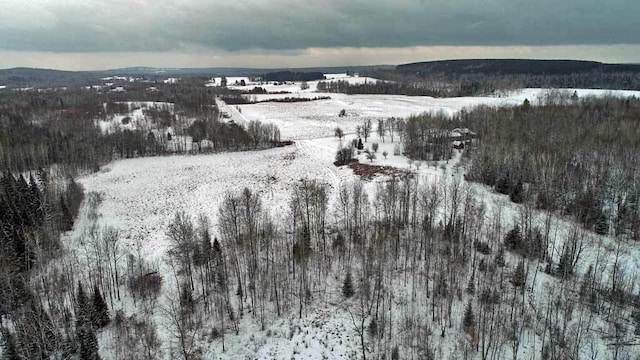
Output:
0 0 638 52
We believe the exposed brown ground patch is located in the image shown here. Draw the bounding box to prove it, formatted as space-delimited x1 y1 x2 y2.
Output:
346 161 403 179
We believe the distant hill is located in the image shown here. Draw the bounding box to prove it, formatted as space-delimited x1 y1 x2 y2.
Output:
263 71 324 82
0 65 394 87
0 67 100 87
396 59 640 76
101 65 394 77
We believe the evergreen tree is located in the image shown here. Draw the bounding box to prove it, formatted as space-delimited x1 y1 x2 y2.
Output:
504 225 522 251
579 264 596 306
495 175 511 195
37 168 48 193
391 345 400 360
292 225 312 264
478 259 487 272
92 285 110 328
594 211 608 235
512 261 526 287
78 327 100 360
76 282 100 360
557 254 571 278
466 273 475 294
509 181 524 203
28 173 43 223
76 282 89 323
62 333 76 359
1 327 19 360
342 272 354 298
462 301 475 334
494 248 506 267
213 237 221 254
180 284 194 313
368 318 378 338
60 196 73 231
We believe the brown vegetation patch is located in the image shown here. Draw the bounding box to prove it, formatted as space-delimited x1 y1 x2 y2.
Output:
346 161 403 179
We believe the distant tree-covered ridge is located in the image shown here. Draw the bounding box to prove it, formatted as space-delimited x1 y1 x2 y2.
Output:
263 71 325 82
321 59 640 97
396 59 640 76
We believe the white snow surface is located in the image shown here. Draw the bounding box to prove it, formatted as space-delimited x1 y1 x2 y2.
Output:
78 145 350 261
71 88 640 359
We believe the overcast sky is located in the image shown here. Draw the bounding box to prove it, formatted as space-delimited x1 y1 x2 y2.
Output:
0 0 638 70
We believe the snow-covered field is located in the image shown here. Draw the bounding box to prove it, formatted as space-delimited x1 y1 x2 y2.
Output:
207 73 381 94
72 87 640 359
78 146 348 260
238 88 640 140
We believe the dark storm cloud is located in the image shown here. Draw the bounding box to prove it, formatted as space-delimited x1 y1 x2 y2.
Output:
0 0 638 53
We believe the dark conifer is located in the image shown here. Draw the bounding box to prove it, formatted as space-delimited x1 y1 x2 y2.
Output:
504 225 522 251
76 282 100 360
509 181 524 203
494 248 505 267
342 272 354 298
1 327 19 360
495 175 511 195
512 261 526 287
368 318 378 338
60 196 73 231
78 327 100 360
92 285 110 328
466 273 475 294
462 301 475 333
213 237 221 254
76 282 89 324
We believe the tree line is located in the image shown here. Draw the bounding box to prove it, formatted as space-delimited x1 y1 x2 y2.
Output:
0 85 282 173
